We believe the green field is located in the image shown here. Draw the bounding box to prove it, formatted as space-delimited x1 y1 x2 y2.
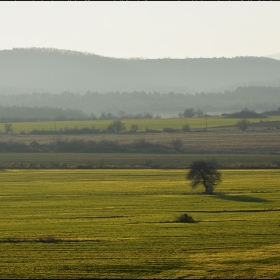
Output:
3 116 280 133
0 169 279 279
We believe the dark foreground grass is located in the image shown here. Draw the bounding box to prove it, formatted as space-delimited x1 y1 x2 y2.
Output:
0 169 279 279
1 153 280 169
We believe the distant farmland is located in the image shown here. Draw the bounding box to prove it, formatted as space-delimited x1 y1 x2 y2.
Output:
2 116 280 134
0 116 279 169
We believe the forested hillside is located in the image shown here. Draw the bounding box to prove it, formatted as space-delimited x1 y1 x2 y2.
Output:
1 48 280 95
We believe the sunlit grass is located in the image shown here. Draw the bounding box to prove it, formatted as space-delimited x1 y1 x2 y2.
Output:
0 169 279 278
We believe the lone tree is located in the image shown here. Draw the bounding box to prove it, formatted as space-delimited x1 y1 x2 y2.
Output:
130 123 139 133
236 118 250 131
186 160 222 194
4 123 13 134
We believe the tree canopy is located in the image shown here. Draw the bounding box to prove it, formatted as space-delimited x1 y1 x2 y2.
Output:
186 160 222 194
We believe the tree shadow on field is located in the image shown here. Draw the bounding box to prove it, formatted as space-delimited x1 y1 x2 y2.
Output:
213 194 269 203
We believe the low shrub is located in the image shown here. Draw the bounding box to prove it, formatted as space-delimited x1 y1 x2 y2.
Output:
39 236 62 243
182 124 191 132
175 213 196 223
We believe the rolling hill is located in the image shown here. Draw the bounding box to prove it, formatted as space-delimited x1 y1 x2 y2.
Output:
1 48 280 95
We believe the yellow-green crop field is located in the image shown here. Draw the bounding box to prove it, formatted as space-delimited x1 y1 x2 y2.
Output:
3 116 280 133
0 169 279 279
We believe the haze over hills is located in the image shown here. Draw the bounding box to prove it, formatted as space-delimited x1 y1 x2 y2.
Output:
265 53 280 60
1 48 280 95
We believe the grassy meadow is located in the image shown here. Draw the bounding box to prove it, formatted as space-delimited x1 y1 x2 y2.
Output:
0 169 279 279
2 115 280 133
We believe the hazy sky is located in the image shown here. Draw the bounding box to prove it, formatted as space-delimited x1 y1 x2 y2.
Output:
0 2 280 59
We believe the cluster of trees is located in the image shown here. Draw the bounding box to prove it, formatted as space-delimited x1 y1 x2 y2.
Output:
0 105 159 122
0 105 88 122
221 108 267 118
178 108 206 118
97 112 156 120
263 107 280 116
179 108 275 120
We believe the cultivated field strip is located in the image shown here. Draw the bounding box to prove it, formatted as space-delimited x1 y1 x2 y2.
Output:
1 130 280 154
2 116 280 134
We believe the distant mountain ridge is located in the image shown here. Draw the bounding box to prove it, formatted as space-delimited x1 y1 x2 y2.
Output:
1 48 280 94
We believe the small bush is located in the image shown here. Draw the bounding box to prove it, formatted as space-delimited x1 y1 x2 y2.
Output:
223 109 267 118
182 124 191 132
171 138 184 152
39 236 62 243
175 213 196 223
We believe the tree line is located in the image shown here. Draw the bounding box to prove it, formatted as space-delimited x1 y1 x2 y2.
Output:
0 104 279 124
0 86 280 117
0 106 156 122
4 120 191 135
